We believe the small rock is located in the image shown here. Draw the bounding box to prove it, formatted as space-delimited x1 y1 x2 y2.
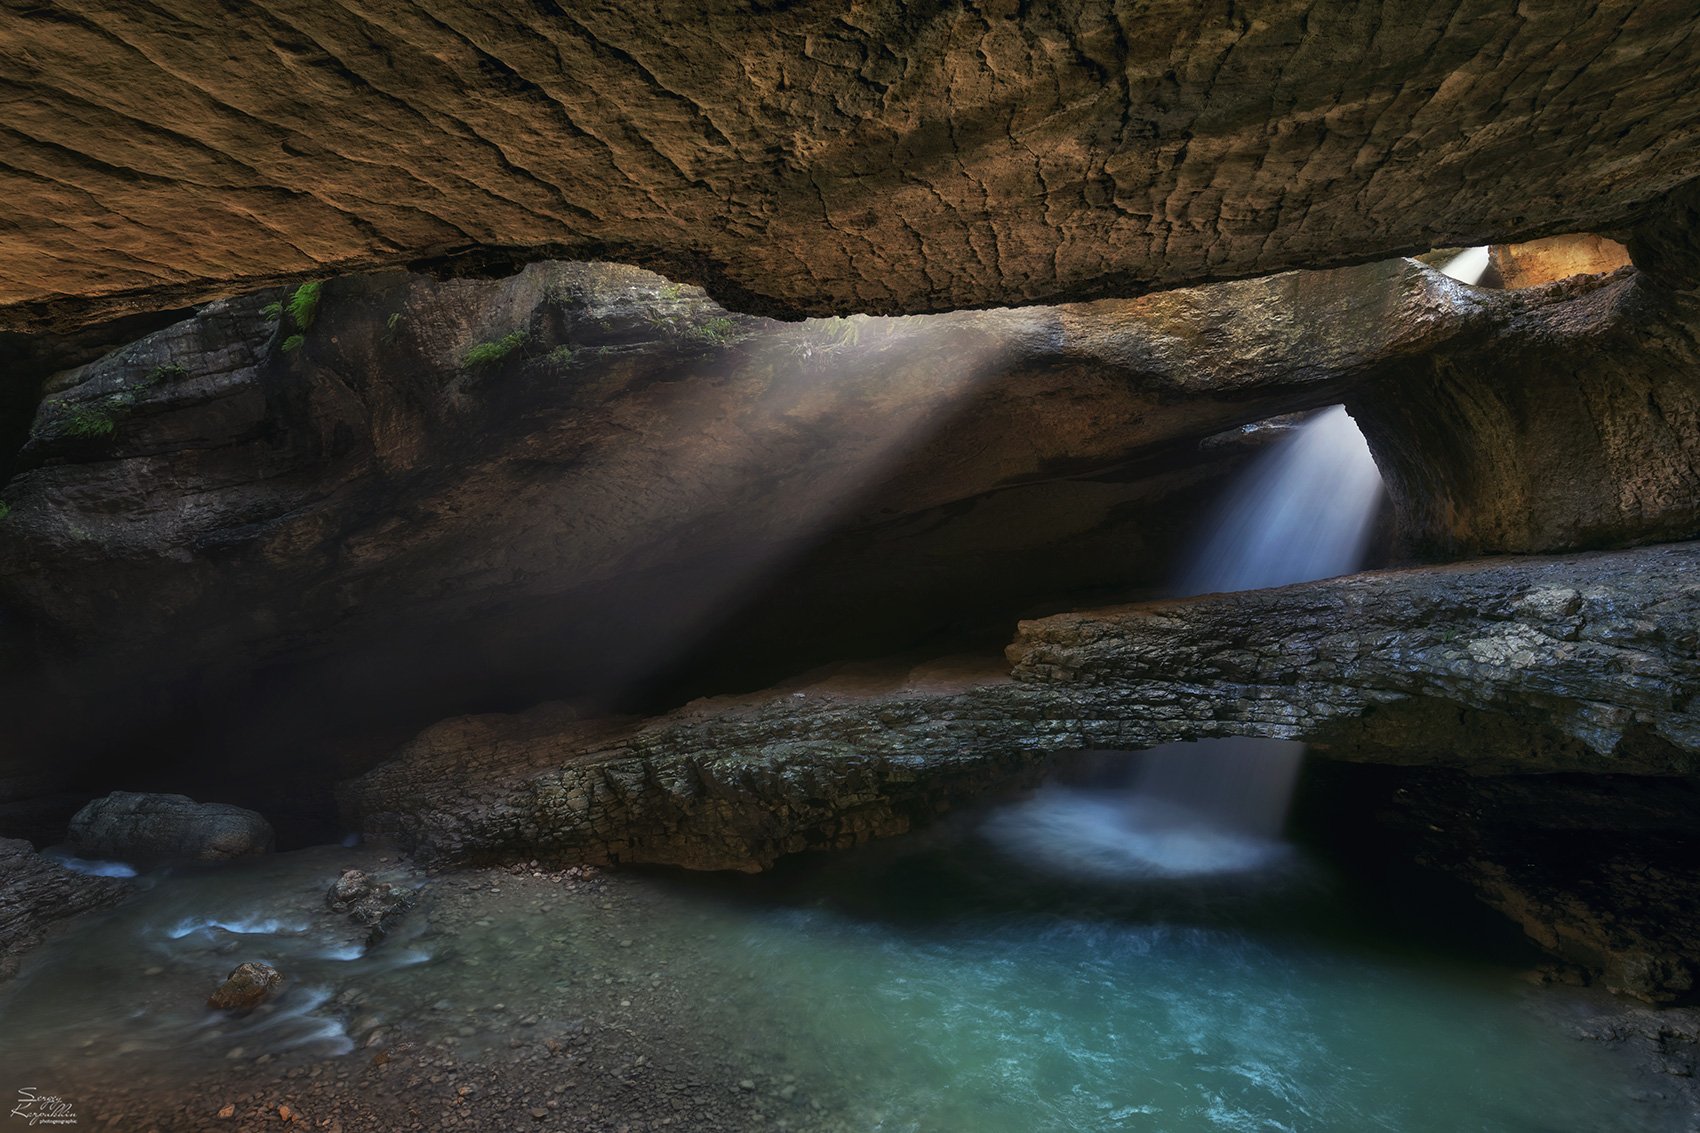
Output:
216 1103 235 1118
326 868 374 908
208 961 282 1011
738 1080 756 1092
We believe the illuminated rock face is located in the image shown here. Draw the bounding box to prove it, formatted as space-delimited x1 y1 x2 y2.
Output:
1489 235 1632 290
3 2 1700 331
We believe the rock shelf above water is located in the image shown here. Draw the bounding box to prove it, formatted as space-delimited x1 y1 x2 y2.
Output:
341 540 1700 872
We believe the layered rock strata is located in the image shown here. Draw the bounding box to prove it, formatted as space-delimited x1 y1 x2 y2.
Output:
342 541 1700 870
0 837 130 979
4 3 1700 330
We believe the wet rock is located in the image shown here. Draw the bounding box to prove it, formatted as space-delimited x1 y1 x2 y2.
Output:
207 961 282 1011
325 869 373 909
1357 769 1700 1004
342 541 1700 871
69 792 273 861
0 837 131 980
324 869 413 946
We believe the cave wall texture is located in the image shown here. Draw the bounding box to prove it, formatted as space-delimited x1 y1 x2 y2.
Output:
4 1 1700 330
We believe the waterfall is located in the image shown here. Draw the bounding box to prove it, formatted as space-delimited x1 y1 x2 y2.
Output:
1439 245 1491 285
984 405 1385 878
1133 405 1385 849
1177 405 1385 597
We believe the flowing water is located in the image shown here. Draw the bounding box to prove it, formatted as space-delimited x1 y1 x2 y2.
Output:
0 827 1683 1132
1019 405 1387 879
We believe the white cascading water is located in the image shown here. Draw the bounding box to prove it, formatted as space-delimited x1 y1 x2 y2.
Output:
986 405 1386 878
1439 245 1491 285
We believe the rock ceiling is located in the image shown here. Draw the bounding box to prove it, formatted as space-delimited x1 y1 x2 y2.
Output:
3 1 1700 331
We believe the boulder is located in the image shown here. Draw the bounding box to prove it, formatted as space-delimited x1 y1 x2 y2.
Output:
207 961 282 1012
68 792 274 862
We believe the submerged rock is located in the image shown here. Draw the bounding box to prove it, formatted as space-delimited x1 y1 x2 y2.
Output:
69 792 274 862
207 961 282 1012
0 837 131 980
324 868 412 946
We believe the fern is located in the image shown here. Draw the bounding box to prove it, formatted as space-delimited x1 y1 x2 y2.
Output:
286 281 323 331
281 334 305 353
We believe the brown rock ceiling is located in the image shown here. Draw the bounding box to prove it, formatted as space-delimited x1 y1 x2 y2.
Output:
3 1 1700 331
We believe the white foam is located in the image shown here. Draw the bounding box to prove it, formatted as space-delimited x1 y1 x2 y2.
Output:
45 852 138 878
165 916 308 940
983 789 1292 880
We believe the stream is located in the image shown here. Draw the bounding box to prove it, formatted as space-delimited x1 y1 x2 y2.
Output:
1 773 1687 1132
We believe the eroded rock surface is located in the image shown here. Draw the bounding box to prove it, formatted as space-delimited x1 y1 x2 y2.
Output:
342 542 1700 871
0 837 130 979
69 793 274 862
3 3 1700 330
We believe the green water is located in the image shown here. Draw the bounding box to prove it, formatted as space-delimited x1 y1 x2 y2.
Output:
0 786 1686 1132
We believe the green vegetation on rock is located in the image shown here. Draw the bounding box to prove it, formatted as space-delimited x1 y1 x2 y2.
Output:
281 334 305 353
463 331 528 367
142 363 187 386
286 281 323 331
691 316 739 346
62 405 117 438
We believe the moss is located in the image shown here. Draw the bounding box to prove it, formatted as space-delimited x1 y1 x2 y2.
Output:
142 362 187 386
690 315 739 346
62 405 117 438
463 330 528 367
659 283 685 301
547 345 577 366
0 500 10 521
286 281 323 331
281 334 305 353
